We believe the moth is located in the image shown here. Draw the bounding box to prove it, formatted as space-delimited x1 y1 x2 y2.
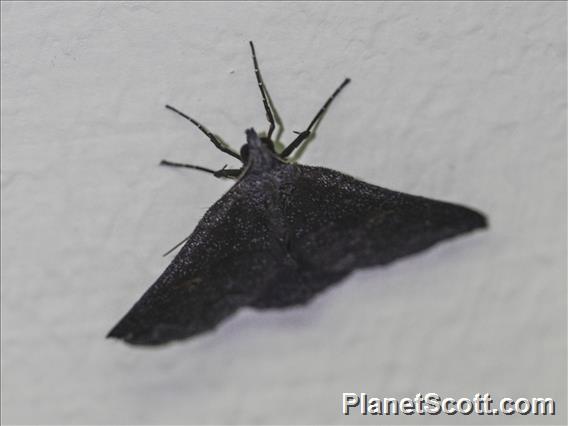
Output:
108 42 487 346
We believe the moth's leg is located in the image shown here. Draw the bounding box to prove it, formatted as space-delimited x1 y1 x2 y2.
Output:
160 160 240 179
162 235 191 257
280 78 351 158
249 41 276 140
160 159 217 175
165 105 242 161
213 166 242 179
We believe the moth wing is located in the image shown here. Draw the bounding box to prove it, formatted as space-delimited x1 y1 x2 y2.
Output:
289 165 487 268
107 185 287 345
252 165 487 307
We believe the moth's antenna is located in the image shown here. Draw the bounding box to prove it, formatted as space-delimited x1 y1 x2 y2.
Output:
249 41 276 140
280 78 351 158
165 105 242 161
160 160 241 179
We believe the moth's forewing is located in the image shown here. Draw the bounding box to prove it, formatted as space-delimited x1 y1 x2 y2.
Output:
107 179 287 345
283 165 487 270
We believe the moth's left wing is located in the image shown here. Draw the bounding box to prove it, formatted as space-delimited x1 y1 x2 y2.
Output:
107 184 289 345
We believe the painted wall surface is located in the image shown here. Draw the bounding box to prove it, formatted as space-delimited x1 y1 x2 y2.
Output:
1 2 566 424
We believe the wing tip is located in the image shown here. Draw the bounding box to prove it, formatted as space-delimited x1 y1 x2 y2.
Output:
106 321 129 342
105 325 154 346
106 316 145 345
106 317 198 346
468 208 489 231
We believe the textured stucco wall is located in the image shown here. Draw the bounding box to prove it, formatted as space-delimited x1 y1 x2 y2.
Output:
1 2 566 425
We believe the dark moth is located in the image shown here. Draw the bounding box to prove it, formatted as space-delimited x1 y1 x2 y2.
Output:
108 42 487 346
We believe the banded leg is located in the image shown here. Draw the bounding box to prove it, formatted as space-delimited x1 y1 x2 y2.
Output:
160 160 241 179
165 105 241 161
249 41 276 139
280 78 351 158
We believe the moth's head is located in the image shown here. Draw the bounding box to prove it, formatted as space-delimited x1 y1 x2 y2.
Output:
241 128 280 171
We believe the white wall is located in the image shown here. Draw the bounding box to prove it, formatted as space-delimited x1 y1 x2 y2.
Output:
1 2 566 424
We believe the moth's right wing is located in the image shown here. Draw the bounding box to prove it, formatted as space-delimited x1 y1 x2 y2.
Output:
285 165 487 269
251 165 487 308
